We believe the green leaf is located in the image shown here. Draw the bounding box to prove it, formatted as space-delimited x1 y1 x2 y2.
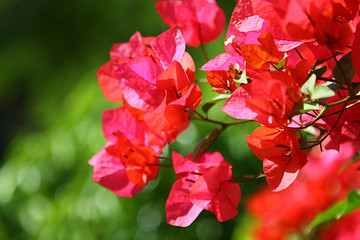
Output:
299 103 321 113
234 70 248 84
314 58 331 67
333 52 355 85
234 63 241 72
340 151 360 172
310 190 360 229
275 52 288 69
311 83 336 100
301 74 316 95
314 66 327 78
314 52 342 67
202 102 217 114
201 94 230 114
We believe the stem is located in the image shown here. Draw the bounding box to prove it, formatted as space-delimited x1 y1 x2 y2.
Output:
295 47 304 60
301 102 347 150
195 78 208 83
317 76 337 82
290 94 360 129
147 163 172 168
189 109 250 126
158 156 172 161
201 43 209 62
270 62 281 71
322 95 360 107
287 106 328 129
319 100 360 119
232 173 265 182
202 125 228 154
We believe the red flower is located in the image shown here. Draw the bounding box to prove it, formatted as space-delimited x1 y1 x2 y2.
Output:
247 126 307 191
224 0 302 56
246 140 360 240
155 0 226 47
97 27 201 140
251 0 357 53
241 30 283 69
144 61 202 133
166 152 241 227
105 131 158 187
222 71 303 127
89 107 165 197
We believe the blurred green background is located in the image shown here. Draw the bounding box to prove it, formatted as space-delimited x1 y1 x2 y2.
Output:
0 0 263 239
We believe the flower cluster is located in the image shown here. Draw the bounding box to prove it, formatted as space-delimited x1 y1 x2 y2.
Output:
89 0 360 231
247 140 360 239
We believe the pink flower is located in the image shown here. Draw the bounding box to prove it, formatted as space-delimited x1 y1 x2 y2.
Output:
97 27 194 111
166 152 241 227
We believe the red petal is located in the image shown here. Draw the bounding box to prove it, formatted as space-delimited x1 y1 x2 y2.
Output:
126 57 162 85
180 52 196 83
204 182 241 222
156 61 191 102
102 107 165 154
155 0 225 47
191 0 226 44
352 23 360 76
110 32 147 59
119 64 165 111
97 60 124 102
263 149 307 192
221 85 258 120
190 164 233 208
247 127 308 191
151 27 185 69
166 179 203 227
206 71 236 94
89 147 143 198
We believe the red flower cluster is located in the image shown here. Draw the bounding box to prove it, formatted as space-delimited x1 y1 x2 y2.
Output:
90 2 239 226
89 0 360 230
247 140 360 239
206 0 360 192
